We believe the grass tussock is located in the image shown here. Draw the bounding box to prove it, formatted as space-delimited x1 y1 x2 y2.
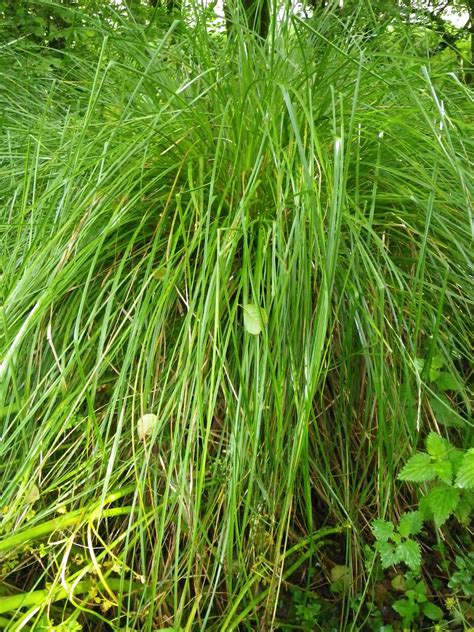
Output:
0 7 472 631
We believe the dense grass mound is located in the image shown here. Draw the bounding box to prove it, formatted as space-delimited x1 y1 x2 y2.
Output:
0 11 472 631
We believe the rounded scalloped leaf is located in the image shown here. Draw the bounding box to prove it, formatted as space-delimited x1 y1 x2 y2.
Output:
455 448 474 489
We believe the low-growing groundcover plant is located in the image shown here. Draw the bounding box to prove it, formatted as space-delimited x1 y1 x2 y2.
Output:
0 2 472 630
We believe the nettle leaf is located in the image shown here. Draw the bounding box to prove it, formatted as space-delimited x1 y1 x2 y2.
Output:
243 304 268 336
455 449 474 489
376 541 401 569
398 511 423 538
397 540 421 571
426 432 451 460
398 452 436 482
435 372 463 392
429 394 466 428
456 490 474 526
433 460 453 485
422 483 460 527
371 519 394 542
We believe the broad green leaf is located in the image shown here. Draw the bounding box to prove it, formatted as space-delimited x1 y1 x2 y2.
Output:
423 483 460 527
435 371 463 392
426 432 451 460
393 598 419 622
455 449 474 489
376 541 401 569
429 394 466 428
422 602 443 621
397 540 421 571
137 413 159 441
456 490 474 525
398 452 436 482
433 460 453 485
243 304 268 336
371 519 394 542
398 511 423 538
391 574 406 592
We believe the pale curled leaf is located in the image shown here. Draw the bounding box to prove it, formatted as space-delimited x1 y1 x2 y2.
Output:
137 413 159 441
243 304 268 336
25 484 40 505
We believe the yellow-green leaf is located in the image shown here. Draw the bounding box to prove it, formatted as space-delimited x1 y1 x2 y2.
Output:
137 413 159 441
243 304 268 336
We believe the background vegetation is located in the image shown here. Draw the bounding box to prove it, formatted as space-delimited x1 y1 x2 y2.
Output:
0 0 472 630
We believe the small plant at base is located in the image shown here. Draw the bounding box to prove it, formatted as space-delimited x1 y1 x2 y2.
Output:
372 433 474 574
448 552 474 597
398 433 474 527
391 572 444 627
291 588 323 629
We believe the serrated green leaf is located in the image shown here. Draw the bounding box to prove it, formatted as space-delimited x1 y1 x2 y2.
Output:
243 304 268 335
422 602 443 621
429 394 466 428
397 540 421 571
398 511 424 538
435 372 463 392
455 449 474 490
376 541 401 569
426 432 451 460
371 519 394 542
431 354 445 370
455 490 474 526
433 460 453 485
398 452 436 482
423 483 460 527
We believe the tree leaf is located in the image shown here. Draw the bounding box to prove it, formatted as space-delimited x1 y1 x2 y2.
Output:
455 449 474 489
397 539 421 571
426 432 451 460
371 519 394 542
137 413 159 441
243 304 268 335
423 483 460 527
398 452 436 482
398 511 423 538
